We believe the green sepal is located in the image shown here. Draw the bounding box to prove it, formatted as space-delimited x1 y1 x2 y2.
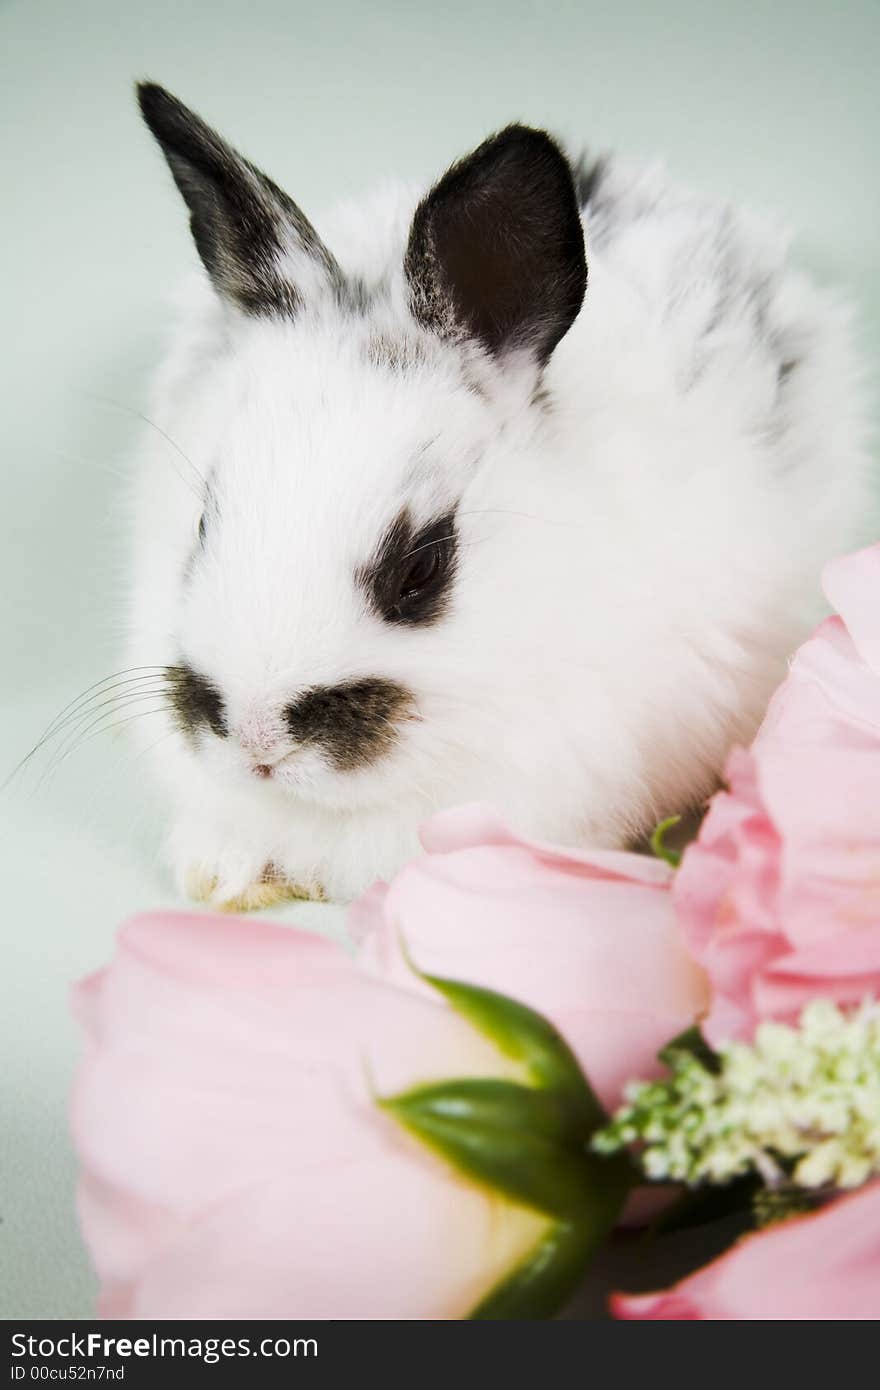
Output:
381 1076 578 1144
413 967 605 1133
470 1225 585 1320
470 1167 631 1319
650 815 682 868
381 960 636 1318
381 1078 613 1216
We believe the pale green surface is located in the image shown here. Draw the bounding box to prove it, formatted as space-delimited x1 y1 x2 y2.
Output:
1 0 877 1320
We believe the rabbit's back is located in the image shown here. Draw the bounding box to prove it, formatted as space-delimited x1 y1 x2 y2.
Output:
557 154 870 564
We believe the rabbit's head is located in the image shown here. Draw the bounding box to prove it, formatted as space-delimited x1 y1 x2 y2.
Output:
138 84 586 812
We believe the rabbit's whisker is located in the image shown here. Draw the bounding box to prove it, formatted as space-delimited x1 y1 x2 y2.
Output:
5 673 171 788
35 706 174 794
86 392 208 497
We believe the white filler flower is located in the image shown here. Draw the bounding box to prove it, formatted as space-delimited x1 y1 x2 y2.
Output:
593 999 880 1191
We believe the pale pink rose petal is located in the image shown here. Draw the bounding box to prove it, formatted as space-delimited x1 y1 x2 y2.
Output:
756 617 880 751
116 910 343 992
73 914 516 1220
823 544 880 674
97 1285 136 1320
419 801 673 887
550 1009 699 1109
676 705 880 1043
756 746 880 945
675 749 781 966
355 820 707 1110
699 993 753 1051
120 1157 545 1321
71 969 104 1043
675 748 784 1045
612 1183 880 1320
77 1170 184 1291
346 877 390 946
74 911 553 1320
418 801 520 855
753 926 880 1020
613 1292 701 1319
358 850 692 1017
698 925 786 1044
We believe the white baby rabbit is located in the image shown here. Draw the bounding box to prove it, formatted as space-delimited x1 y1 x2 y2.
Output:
127 83 871 906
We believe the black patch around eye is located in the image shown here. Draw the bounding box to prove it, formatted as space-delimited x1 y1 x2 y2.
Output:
166 662 227 740
358 508 458 627
284 677 414 771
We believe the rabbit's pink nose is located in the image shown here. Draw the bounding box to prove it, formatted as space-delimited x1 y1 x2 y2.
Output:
253 763 273 779
234 705 287 762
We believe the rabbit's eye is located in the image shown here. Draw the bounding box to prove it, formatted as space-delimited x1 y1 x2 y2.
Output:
359 507 459 628
397 546 441 601
197 511 208 545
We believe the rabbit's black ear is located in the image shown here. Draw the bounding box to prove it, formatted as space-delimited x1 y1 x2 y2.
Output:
405 125 587 367
137 83 340 316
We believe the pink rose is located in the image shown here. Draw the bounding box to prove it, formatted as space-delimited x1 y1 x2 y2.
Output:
674 545 880 1046
757 545 880 756
72 913 556 1320
354 803 708 1112
823 543 880 671
611 1183 880 1320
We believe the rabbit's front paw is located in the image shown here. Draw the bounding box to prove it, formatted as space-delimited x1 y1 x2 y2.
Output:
184 862 326 912
169 815 326 912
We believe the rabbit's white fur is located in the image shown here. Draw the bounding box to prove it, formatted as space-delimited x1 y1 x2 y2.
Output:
129 158 871 904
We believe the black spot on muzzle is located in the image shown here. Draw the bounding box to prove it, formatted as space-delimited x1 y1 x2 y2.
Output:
284 678 414 771
167 662 227 740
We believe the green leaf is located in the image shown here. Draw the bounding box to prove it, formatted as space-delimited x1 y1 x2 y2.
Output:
650 815 682 868
414 967 605 1133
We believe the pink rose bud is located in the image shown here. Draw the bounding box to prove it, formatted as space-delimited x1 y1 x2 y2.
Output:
72 913 559 1319
354 802 708 1112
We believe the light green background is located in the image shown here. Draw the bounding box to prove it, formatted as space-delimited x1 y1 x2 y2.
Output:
1 0 877 1321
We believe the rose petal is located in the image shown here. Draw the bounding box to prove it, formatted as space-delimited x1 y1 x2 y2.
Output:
122 1157 548 1320
823 544 880 675
612 1184 880 1320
